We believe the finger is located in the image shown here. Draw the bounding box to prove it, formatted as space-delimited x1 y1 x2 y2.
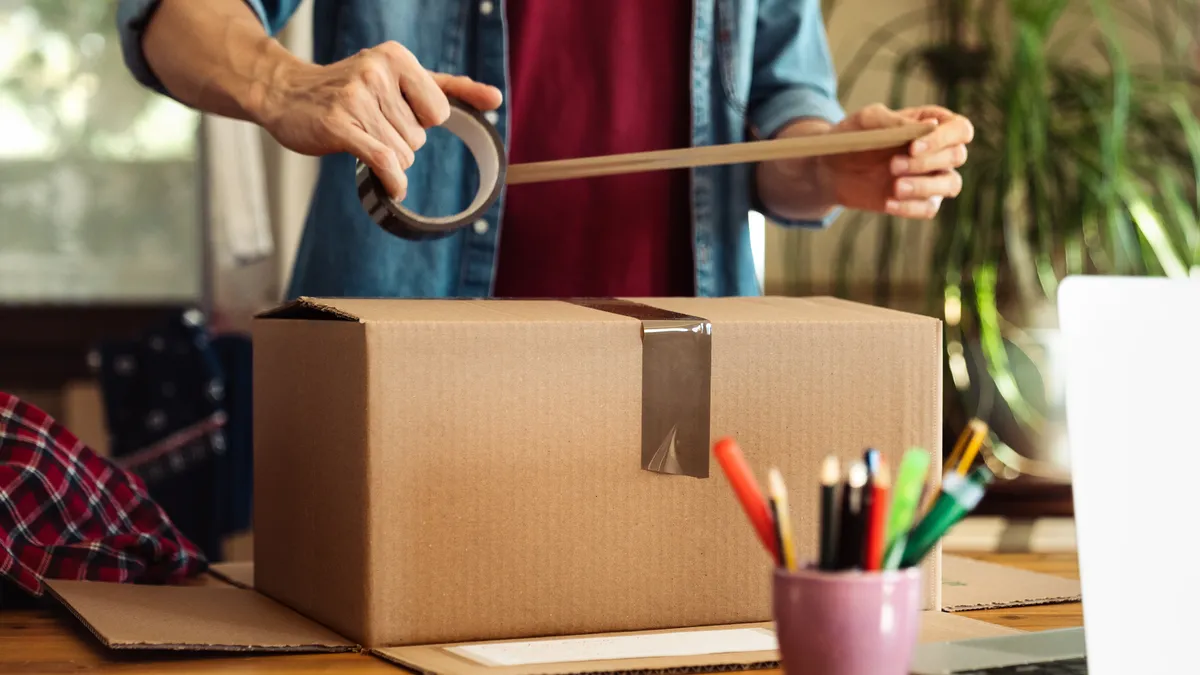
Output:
894 170 962 200
338 122 408 200
891 144 968 175
377 92 427 159
358 58 426 158
911 115 975 156
853 103 909 130
899 105 958 122
376 41 451 127
430 72 504 111
885 197 942 220
365 105 416 170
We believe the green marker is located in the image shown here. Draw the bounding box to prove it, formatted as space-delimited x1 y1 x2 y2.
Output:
898 465 994 568
888 449 931 564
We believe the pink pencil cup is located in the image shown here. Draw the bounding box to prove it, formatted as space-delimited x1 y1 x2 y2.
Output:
772 565 923 675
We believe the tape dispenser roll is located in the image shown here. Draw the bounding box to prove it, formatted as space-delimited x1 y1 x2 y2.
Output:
356 98 507 241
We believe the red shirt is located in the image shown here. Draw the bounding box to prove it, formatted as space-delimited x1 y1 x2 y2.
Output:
494 0 695 298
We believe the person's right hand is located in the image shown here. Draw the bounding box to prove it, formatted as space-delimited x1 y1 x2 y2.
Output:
253 41 503 201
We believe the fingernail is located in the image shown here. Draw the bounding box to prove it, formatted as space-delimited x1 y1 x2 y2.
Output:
912 141 928 154
897 180 913 196
886 199 901 213
892 157 910 174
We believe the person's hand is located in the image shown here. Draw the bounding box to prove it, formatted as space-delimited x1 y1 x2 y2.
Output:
822 104 974 219
253 41 503 201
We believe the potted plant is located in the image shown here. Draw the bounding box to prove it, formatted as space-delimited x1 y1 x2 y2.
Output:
799 0 1200 490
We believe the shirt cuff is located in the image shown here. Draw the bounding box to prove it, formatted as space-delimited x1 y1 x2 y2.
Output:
749 87 847 229
117 0 171 95
117 0 271 96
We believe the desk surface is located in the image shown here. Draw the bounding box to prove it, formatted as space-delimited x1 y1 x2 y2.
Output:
0 552 1082 674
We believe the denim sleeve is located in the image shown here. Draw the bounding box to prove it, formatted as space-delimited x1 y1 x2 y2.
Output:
117 0 303 95
747 0 847 228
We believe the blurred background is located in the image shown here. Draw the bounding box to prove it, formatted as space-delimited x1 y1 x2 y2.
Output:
2 0 1197 559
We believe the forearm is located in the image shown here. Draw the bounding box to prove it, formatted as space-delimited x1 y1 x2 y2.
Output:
142 0 300 123
755 118 840 222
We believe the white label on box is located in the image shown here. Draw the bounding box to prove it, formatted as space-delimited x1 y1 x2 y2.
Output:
446 628 778 667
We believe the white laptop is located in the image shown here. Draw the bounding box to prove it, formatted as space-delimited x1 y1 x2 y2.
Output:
910 275 1200 674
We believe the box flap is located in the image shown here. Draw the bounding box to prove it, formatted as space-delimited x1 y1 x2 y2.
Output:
208 561 254 589
634 296 940 325
256 297 639 324
371 614 1017 675
256 297 366 322
940 555 1081 611
46 580 356 652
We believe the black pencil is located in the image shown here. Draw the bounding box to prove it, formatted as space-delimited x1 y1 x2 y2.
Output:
836 461 869 570
818 456 842 571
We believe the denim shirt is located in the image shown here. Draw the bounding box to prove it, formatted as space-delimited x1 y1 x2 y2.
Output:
118 0 845 298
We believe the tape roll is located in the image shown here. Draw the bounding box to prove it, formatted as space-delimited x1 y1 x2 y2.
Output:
357 98 507 241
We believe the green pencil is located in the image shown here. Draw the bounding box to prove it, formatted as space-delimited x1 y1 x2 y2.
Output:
898 465 994 568
882 448 930 570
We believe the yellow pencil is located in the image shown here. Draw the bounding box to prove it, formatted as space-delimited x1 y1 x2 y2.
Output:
955 420 989 476
767 468 798 572
943 418 988 476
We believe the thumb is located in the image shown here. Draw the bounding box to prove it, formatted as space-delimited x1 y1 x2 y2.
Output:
430 72 504 112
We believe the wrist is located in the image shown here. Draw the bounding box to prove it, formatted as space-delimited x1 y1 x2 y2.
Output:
242 36 311 128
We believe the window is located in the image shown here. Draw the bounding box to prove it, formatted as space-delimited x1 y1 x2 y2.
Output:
1 1 205 392
0 1 204 303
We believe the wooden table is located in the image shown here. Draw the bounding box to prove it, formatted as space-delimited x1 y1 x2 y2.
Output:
0 552 1082 674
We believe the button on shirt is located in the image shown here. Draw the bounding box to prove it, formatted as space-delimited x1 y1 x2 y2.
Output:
116 0 846 298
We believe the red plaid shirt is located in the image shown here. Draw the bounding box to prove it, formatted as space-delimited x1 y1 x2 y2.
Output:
1 392 206 596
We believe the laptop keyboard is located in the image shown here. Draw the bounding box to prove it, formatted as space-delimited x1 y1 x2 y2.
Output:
955 658 1087 674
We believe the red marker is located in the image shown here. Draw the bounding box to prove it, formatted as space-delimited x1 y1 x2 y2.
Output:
713 437 779 563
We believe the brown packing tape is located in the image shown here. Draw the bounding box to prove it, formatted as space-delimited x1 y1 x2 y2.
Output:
358 98 507 241
570 299 712 479
359 99 931 242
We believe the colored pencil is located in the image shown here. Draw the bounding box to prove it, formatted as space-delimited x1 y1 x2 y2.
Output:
835 461 869 570
955 421 988 476
943 419 987 476
713 437 779 562
768 498 785 568
767 468 797 571
863 448 882 477
863 462 891 570
859 452 876 563
818 456 842 571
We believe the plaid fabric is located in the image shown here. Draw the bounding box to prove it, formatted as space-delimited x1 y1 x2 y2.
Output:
0 392 207 596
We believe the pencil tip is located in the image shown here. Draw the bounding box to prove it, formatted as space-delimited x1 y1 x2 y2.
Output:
821 456 841 484
848 461 868 487
876 461 891 485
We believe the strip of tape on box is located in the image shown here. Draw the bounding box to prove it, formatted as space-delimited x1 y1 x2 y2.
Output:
570 299 712 479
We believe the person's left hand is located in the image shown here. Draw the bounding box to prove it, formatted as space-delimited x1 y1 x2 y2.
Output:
821 104 974 219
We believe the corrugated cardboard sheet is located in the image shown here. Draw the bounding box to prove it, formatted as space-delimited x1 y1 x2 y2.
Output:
46 573 1019 674
940 555 1082 611
46 579 354 651
251 297 944 646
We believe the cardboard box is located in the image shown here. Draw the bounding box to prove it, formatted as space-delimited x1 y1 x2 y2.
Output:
249 296 945 647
